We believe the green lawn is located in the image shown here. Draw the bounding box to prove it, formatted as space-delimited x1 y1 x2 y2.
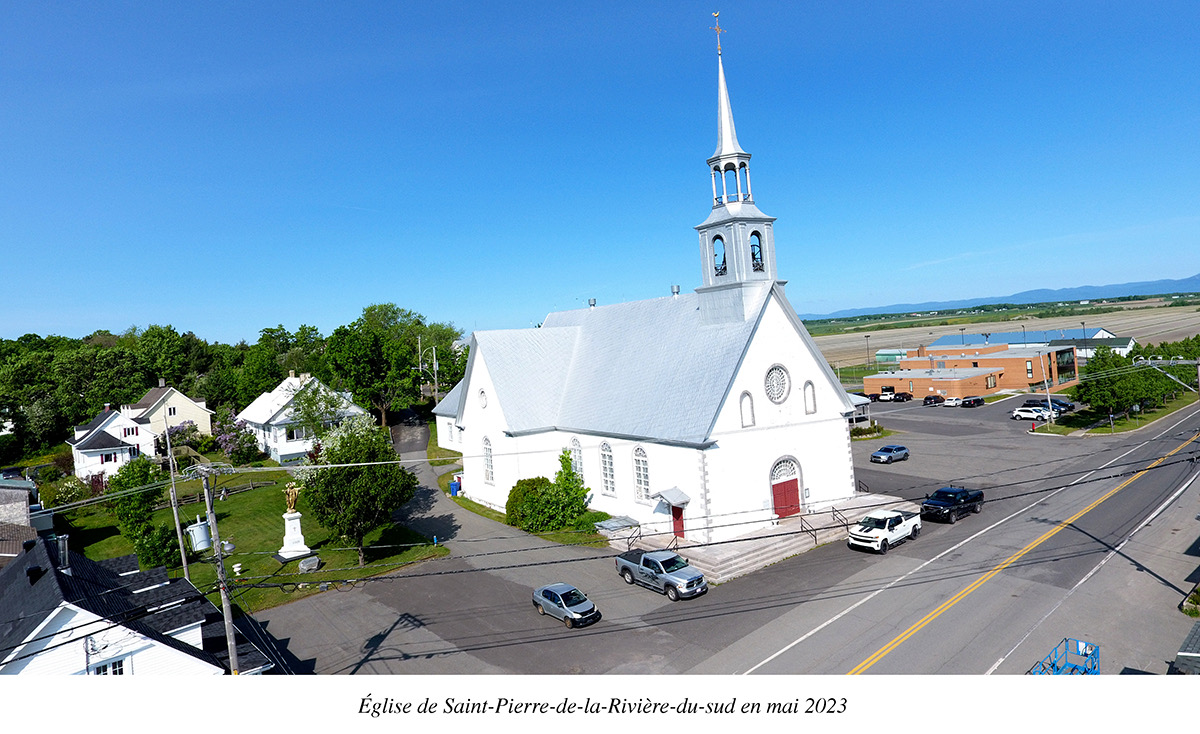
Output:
59 475 448 613
426 420 463 467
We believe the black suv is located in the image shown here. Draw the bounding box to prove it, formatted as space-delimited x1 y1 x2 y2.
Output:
961 396 985 407
923 395 945 406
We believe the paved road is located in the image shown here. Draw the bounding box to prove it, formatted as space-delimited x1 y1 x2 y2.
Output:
253 401 1200 675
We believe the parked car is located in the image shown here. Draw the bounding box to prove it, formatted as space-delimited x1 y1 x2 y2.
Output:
1012 406 1052 421
892 392 913 402
1024 398 1073 413
943 396 963 407
532 583 601 628
921 486 984 523
869 445 910 464
615 549 708 601
847 509 921 554
923 395 945 406
867 393 880 402
961 396 985 407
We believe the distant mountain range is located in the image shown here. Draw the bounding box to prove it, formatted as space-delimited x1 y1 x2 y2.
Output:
800 272 1200 320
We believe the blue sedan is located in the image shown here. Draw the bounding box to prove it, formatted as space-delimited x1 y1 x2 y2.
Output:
870 445 910 464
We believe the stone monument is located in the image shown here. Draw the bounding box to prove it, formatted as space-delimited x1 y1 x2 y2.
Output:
277 482 312 561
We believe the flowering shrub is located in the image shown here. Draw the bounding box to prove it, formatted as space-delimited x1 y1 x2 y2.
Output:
166 420 199 448
212 407 260 464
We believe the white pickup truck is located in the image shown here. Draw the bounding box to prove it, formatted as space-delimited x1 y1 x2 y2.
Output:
846 509 921 554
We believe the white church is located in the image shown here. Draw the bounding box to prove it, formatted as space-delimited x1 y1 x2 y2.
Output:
434 43 857 544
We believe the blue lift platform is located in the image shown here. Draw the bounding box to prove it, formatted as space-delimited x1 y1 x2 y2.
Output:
1028 638 1100 675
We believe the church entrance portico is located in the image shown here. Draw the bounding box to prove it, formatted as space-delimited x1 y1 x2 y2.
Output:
771 458 802 518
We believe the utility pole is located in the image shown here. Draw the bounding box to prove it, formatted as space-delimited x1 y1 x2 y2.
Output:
162 423 190 581
201 471 239 675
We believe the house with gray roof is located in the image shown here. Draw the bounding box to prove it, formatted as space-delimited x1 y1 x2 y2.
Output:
120 379 215 439
66 407 156 487
237 372 367 464
435 48 856 544
0 536 273 674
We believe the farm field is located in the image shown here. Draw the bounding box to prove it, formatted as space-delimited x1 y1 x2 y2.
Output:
811 300 1200 368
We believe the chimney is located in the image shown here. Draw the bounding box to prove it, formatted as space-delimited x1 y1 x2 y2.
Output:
588 299 596 309
103 403 110 412
22 539 36 554
671 285 680 298
56 535 70 574
289 370 296 378
158 377 165 388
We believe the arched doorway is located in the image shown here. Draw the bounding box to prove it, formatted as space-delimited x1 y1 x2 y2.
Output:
770 458 802 518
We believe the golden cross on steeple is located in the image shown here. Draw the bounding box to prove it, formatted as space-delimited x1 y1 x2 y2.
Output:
711 11 725 54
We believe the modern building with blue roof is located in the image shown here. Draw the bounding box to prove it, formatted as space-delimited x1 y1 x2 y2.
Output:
434 45 856 545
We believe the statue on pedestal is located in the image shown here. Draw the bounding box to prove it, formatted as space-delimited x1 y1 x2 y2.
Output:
277 481 312 561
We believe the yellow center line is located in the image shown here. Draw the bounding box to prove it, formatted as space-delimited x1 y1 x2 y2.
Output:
847 431 1199 675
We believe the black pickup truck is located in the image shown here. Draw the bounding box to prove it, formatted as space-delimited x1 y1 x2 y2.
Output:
921 486 984 524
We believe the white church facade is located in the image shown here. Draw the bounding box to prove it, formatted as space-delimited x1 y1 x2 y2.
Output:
435 45 857 544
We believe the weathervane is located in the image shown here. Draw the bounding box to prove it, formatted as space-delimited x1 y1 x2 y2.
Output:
711 11 725 54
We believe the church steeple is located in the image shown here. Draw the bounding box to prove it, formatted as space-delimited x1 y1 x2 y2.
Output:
695 20 779 318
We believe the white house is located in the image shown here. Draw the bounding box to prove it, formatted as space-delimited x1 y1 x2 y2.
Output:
66 407 157 485
120 379 215 439
237 372 367 464
0 537 272 675
434 48 857 544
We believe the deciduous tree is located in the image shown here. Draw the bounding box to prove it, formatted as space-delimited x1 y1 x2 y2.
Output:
296 413 417 566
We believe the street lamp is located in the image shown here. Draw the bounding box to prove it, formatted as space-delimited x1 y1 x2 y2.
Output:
864 335 871 367
1081 321 1087 364
960 327 966 345
415 337 440 400
1021 324 1027 346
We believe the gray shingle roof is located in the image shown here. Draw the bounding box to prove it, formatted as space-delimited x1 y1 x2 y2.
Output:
0 540 273 674
458 284 847 446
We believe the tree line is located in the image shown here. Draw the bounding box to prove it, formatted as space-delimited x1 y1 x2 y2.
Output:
0 303 468 465
1074 336 1200 416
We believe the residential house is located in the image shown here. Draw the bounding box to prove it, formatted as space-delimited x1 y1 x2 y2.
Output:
0 536 273 674
434 49 857 544
120 379 215 444
66 407 156 487
237 372 368 464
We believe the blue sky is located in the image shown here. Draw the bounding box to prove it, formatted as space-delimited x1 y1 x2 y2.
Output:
2 2 1197 344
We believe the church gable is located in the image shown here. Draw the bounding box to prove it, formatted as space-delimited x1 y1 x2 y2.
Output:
710 286 852 436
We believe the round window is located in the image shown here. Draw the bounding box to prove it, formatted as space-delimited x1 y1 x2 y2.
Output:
764 365 790 404
478 389 488 408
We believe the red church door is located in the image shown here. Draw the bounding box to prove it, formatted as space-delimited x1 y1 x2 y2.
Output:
671 506 684 538
772 478 800 518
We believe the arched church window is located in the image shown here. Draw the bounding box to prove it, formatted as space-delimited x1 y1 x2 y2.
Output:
600 442 615 496
750 232 764 272
633 447 650 502
804 381 816 414
740 392 755 428
771 458 799 483
570 437 583 481
713 236 727 277
483 437 494 484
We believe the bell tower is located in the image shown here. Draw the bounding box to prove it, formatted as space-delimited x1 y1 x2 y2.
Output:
695 16 779 323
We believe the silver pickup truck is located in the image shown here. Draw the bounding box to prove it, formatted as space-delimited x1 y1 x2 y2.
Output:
615 548 708 601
